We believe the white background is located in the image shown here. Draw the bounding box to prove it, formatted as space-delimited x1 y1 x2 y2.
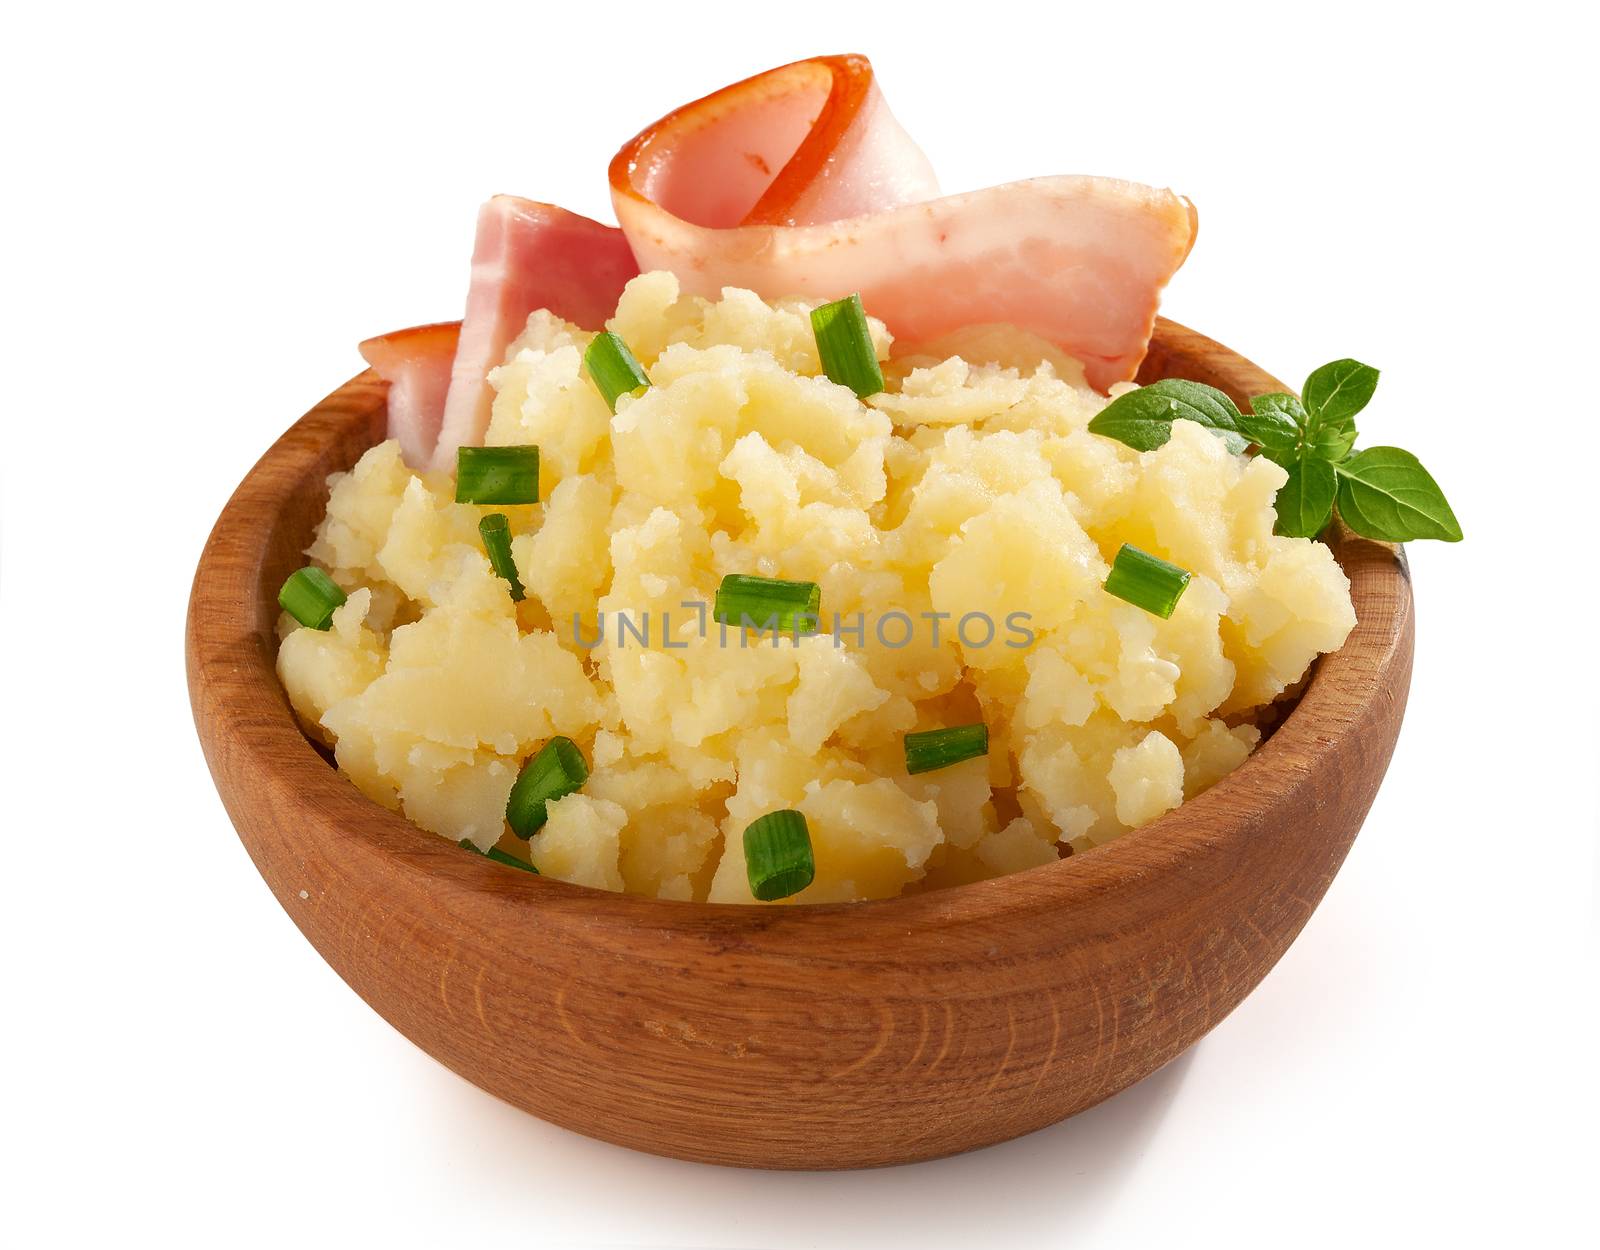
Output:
4 2 1595 1246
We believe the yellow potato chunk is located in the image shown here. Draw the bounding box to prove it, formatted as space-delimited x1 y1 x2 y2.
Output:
1181 718 1263 799
329 602 601 758
788 639 890 755
399 752 518 851
528 795 627 891
929 479 1105 669
306 442 415 584
514 472 614 645
485 313 610 494
1108 730 1185 827
276 590 383 746
975 817 1061 875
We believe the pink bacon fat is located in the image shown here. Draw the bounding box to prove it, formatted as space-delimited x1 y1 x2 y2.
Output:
427 198 638 472
609 54 1195 391
368 201 637 470
357 321 459 470
615 174 1196 390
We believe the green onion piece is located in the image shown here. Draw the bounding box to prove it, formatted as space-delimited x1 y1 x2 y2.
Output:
743 810 815 901
456 445 540 504
478 513 526 602
904 723 989 776
278 566 347 631
583 331 650 412
713 573 821 634
506 736 589 838
1103 543 1191 619
810 293 884 398
458 838 540 875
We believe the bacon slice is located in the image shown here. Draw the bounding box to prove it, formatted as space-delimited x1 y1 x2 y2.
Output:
614 176 1196 390
368 53 1196 467
358 322 459 470
609 55 1195 390
423 198 637 471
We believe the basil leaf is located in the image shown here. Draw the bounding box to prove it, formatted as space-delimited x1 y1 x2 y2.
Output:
1335 447 1462 542
1237 393 1304 466
1303 359 1379 428
1273 455 1336 538
1088 379 1248 454
1250 392 1307 426
1087 390 1180 451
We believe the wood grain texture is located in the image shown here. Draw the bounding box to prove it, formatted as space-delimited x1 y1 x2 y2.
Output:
186 319 1413 1169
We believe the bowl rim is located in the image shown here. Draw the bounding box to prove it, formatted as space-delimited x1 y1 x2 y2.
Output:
187 316 1412 936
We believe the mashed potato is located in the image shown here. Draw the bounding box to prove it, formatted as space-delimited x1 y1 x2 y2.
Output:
277 273 1356 902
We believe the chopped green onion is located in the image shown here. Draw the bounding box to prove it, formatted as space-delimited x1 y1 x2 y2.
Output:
478 513 525 602
278 566 346 631
743 810 815 901
1103 543 1191 619
583 330 650 412
506 736 589 838
904 723 989 775
713 573 821 634
458 838 540 875
456 445 540 504
810 293 884 398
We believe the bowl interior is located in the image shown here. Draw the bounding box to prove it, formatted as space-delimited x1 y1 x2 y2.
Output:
193 317 1409 923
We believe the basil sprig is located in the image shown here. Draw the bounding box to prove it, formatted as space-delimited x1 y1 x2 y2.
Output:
1089 358 1461 543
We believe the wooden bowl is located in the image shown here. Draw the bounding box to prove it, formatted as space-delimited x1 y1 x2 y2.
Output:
186 318 1413 1169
